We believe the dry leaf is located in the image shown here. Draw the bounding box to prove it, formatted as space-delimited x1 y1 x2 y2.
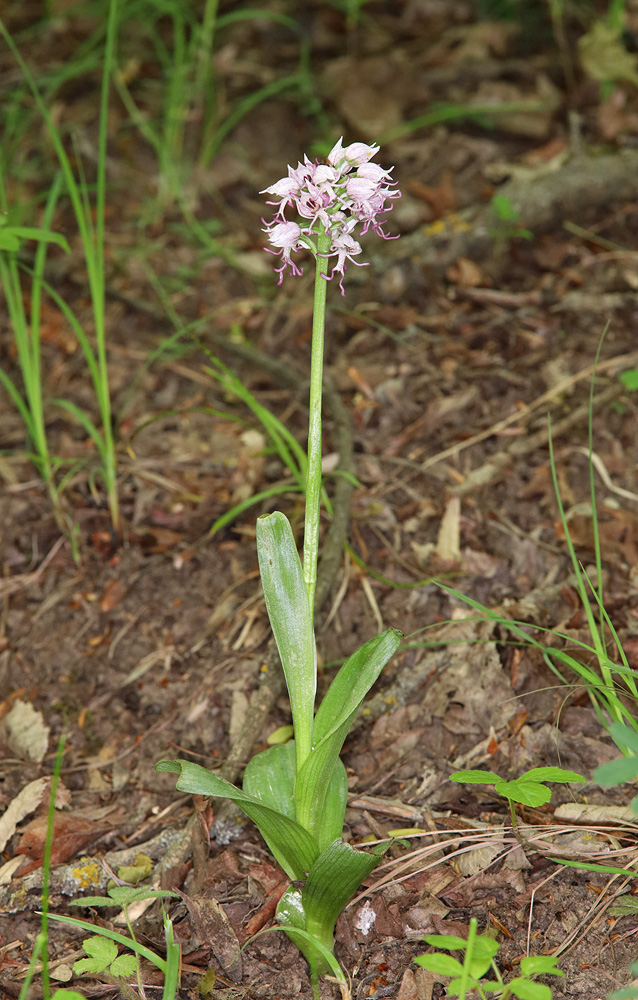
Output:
2 699 49 763
0 777 49 852
436 497 461 561
579 21 638 86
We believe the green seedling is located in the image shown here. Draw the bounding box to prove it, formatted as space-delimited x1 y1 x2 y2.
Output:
158 139 402 998
489 194 533 259
415 917 565 1000
619 369 638 392
73 935 137 979
450 766 585 827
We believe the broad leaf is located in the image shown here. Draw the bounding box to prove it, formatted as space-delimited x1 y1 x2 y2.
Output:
156 759 318 880
276 890 347 981
496 780 551 807
522 767 584 783
110 953 138 977
302 840 384 951
508 977 552 1000
609 722 638 755
415 954 464 976
316 757 348 850
243 741 348 849
423 934 499 961
520 956 564 978
594 755 638 787
256 512 316 768
73 935 116 975
243 741 297 820
296 628 401 837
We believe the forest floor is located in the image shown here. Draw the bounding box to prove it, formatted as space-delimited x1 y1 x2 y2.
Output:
2 2 638 999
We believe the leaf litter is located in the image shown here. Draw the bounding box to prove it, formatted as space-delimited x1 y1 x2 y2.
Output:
2 1 638 998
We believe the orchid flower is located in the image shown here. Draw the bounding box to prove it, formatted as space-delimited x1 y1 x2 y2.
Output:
261 137 399 295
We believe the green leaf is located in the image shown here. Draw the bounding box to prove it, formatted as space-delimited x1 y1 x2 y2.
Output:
449 770 503 785
593 756 638 787
5 225 70 252
256 511 316 768
610 989 638 999
267 724 294 745
421 933 499 960
422 933 472 950
609 894 638 915
414 953 465 976
70 888 178 908
51 992 88 1000
109 953 138 977
492 194 518 221
316 757 349 850
447 976 481 996
296 628 401 839
275 892 348 982
302 840 384 952
520 956 564 977
156 758 319 879
609 722 638 754
551 857 638 876
522 767 585 783
73 935 117 975
243 741 297 820
496 780 551 807
620 370 638 392
508 976 552 1000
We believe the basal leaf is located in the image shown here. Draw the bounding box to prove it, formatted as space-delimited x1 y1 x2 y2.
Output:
296 628 400 837
496 780 551 807
302 840 384 951
243 741 297 820
276 890 347 981
156 758 318 879
256 512 316 768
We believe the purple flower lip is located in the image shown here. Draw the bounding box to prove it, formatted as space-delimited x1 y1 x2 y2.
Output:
261 138 400 295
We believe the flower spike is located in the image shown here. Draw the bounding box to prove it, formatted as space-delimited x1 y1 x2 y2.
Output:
262 137 400 296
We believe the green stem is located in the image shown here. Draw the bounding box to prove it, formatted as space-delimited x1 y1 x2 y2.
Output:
509 799 517 829
303 229 331 622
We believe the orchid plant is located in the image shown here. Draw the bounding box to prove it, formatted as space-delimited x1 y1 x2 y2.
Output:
157 138 401 995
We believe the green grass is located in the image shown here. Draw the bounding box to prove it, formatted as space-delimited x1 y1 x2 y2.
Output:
1 0 121 532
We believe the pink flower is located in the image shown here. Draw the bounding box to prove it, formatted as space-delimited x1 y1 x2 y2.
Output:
319 226 368 296
260 177 299 218
261 138 400 293
263 220 305 284
327 138 380 170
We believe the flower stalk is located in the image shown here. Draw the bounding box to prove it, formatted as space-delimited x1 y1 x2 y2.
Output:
304 225 331 618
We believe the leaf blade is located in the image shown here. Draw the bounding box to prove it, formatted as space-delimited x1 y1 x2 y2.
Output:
156 758 318 879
